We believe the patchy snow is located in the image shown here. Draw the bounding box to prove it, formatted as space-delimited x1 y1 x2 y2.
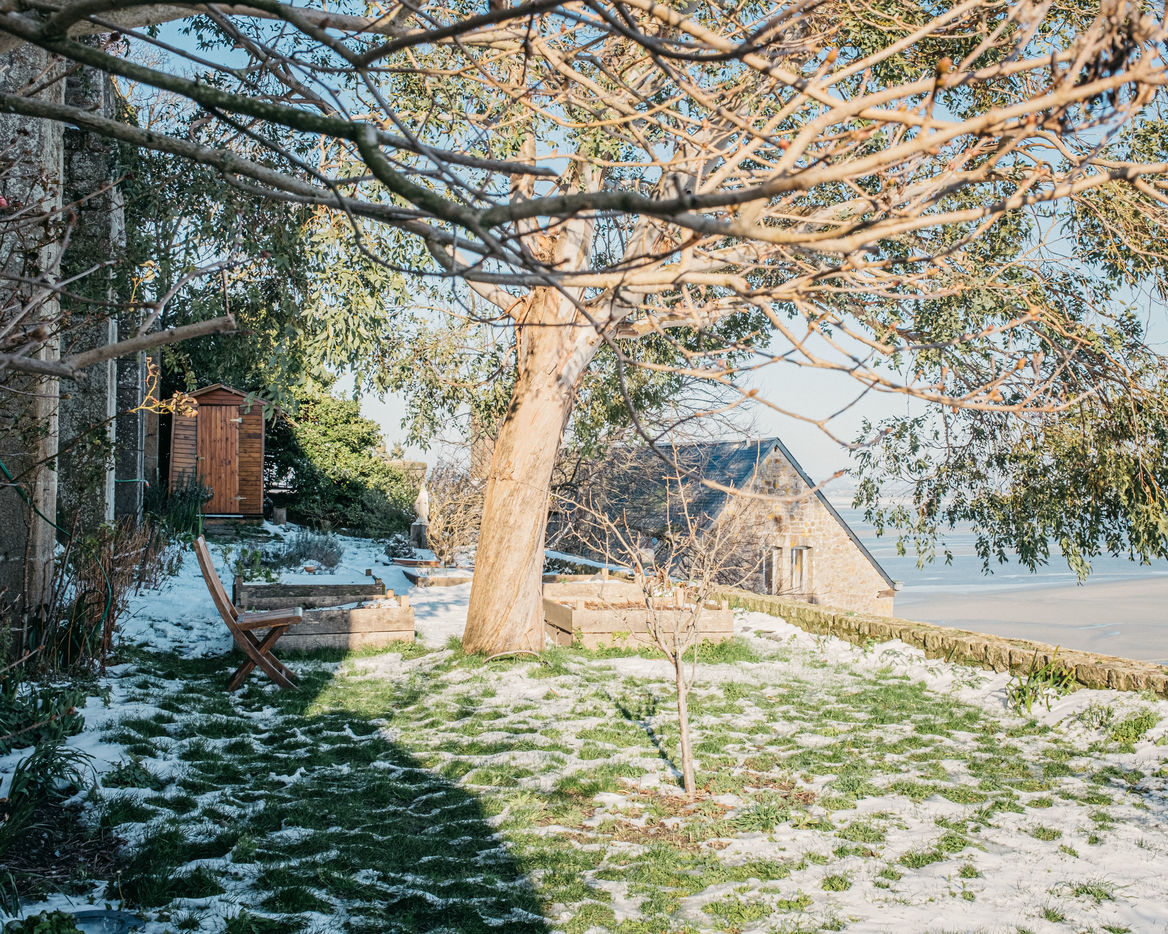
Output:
118 548 229 657
408 579 473 647
6 526 1168 932
268 529 413 592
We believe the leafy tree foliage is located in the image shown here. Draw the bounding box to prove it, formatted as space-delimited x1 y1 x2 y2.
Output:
121 129 426 532
855 353 1168 579
119 138 328 405
266 391 419 535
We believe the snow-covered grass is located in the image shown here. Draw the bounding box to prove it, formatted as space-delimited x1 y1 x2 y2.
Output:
6 529 1168 933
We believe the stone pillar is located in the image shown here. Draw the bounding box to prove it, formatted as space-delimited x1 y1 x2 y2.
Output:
410 521 428 550
142 406 159 490
111 158 140 521
114 350 145 520
57 58 124 532
57 340 116 534
0 47 66 632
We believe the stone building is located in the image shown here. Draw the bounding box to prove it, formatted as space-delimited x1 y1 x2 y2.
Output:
713 438 898 615
557 437 897 616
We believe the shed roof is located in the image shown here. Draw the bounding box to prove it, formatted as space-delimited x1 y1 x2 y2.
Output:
190 383 246 399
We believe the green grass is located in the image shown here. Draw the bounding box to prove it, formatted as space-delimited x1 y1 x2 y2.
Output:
1060 879 1116 902
1109 709 1158 745
78 617 1163 934
702 894 770 925
837 820 885 844
1041 904 1066 922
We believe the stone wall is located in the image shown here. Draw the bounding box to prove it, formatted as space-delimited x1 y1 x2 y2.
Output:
0 46 66 626
718 446 894 616
1 46 140 637
721 589 1168 697
58 59 121 531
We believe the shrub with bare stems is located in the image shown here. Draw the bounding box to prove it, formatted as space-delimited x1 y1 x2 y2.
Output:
560 455 757 798
425 462 485 569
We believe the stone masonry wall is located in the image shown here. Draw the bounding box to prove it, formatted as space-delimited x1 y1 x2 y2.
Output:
717 445 893 616
0 46 66 625
721 589 1168 697
58 60 119 531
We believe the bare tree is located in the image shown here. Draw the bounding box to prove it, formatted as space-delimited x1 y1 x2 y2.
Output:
1 1 1166 655
561 455 756 798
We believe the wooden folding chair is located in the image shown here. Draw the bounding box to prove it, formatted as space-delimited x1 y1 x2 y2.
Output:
193 535 304 691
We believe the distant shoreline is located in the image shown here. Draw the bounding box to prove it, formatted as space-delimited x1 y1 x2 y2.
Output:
895 576 1168 665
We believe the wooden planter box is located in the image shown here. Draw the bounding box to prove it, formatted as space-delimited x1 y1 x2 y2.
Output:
286 599 414 651
234 578 415 650
543 580 733 650
234 578 388 610
395 563 473 588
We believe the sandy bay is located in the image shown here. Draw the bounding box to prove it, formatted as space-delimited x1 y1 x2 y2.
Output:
896 576 1168 664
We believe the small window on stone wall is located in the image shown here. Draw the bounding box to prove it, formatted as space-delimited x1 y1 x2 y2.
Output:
763 547 782 594
791 546 810 593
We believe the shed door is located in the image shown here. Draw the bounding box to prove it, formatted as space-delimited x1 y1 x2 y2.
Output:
198 405 240 514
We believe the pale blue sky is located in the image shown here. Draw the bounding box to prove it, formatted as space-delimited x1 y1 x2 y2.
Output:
348 356 912 485
353 278 1167 488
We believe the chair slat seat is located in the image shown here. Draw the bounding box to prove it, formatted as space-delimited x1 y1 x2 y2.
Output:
193 535 304 691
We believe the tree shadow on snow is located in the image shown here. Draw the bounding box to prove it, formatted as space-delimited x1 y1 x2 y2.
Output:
106 652 550 934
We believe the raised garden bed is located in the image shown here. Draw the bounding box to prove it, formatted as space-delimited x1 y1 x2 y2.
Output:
543 578 733 650
234 577 388 610
395 562 473 588
234 577 415 650
283 599 414 651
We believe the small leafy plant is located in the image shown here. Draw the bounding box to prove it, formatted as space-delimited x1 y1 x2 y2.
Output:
144 477 211 539
732 802 791 832
0 682 85 756
3 911 83 934
382 533 415 560
1109 709 1158 745
0 742 95 911
229 546 280 582
1005 649 1076 714
1075 703 1115 731
278 530 344 570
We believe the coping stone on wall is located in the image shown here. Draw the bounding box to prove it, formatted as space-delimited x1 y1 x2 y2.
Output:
717 588 1168 698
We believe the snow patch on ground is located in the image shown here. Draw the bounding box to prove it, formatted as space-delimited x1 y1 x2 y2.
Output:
6 527 1168 932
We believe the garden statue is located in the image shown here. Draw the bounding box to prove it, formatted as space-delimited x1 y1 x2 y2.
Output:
411 482 429 550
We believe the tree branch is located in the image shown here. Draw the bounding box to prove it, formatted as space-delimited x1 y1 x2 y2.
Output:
67 315 237 372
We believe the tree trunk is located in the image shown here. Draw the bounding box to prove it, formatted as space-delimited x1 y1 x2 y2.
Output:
462 292 597 655
674 653 697 799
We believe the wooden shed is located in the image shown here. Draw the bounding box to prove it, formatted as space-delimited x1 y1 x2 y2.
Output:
168 384 265 517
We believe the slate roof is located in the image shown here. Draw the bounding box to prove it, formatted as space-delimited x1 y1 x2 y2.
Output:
633 437 895 589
